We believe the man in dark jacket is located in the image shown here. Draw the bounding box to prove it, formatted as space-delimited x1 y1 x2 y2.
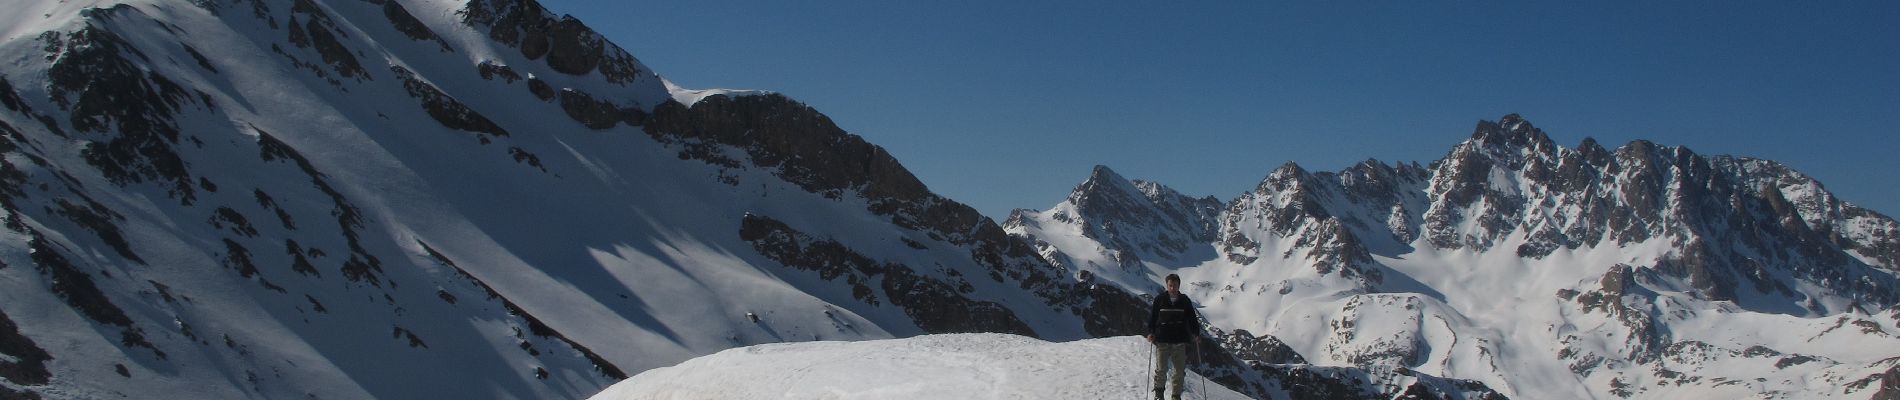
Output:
1147 273 1201 400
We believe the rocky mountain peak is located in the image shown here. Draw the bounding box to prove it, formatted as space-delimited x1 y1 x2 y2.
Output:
1468 113 1557 158
1439 114 1563 187
1254 161 1316 195
1068 165 1140 205
1016 113 1900 400
1050 165 1220 263
1575 136 1610 162
1064 165 1150 226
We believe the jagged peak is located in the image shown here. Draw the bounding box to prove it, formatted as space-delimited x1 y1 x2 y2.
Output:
1343 158 1395 179
1065 165 1144 209
1250 161 1317 195
1606 139 1675 175
1464 113 1558 160
1085 164 1127 183
1393 160 1430 180
1615 138 1662 156
1073 164 1132 191
1065 166 1217 224
1572 136 1611 165
1577 136 1605 153
1269 161 1308 180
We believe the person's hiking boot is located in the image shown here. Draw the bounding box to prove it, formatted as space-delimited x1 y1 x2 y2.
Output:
1153 388 1164 400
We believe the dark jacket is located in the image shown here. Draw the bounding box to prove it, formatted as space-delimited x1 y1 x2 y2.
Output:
1147 292 1202 343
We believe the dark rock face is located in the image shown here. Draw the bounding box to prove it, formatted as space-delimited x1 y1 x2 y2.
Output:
477 61 522 83
1336 160 1432 248
380 0 453 52
182 44 219 74
1423 115 1561 252
27 233 162 361
644 94 1067 312
1250 364 1508 400
289 0 369 81
254 190 298 230
645 94 929 204
51 197 142 264
1045 166 1222 267
390 66 509 137
285 239 320 277
740 214 1038 336
526 78 555 101
1215 162 1390 285
210 206 259 237
1255 163 1333 235
542 18 602 75
1297 219 1377 280
29 234 131 328
46 23 199 205
1871 365 1900 400
459 0 644 84
255 129 383 287
1563 264 1669 367
1074 283 1149 338
1213 328 1307 364
508 147 545 171
0 307 53 388
1 75 56 137
558 89 624 130
220 238 261 278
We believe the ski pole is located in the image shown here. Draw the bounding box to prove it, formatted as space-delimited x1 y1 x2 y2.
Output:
1195 339 1207 400
1146 338 1154 400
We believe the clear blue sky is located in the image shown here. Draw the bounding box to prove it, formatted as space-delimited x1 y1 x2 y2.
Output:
544 1 1900 220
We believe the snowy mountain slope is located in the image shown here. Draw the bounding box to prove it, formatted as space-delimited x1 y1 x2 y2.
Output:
0 0 1509 399
1008 166 1223 296
590 333 1505 400
0 0 1097 398
588 334 1247 400
1007 115 1900 399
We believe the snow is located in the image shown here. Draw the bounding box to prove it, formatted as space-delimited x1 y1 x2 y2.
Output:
0 0 1104 398
1010 150 1900 399
589 333 1249 400
3 0 1896 399
665 79 775 106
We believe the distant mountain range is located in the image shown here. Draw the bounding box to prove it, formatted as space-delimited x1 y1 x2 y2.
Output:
1007 114 1900 399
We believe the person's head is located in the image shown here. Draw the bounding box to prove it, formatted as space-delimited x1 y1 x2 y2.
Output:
1165 274 1181 294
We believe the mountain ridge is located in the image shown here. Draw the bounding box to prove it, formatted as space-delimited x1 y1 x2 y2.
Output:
0 1 1504 399
1008 114 1900 399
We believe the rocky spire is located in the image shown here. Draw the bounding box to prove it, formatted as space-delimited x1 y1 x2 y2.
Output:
1467 113 1559 162
1060 166 1220 263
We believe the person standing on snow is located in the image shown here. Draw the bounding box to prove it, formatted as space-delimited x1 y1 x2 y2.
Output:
1147 273 1203 400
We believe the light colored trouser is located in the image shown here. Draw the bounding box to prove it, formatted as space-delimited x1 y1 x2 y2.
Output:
1152 342 1188 399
